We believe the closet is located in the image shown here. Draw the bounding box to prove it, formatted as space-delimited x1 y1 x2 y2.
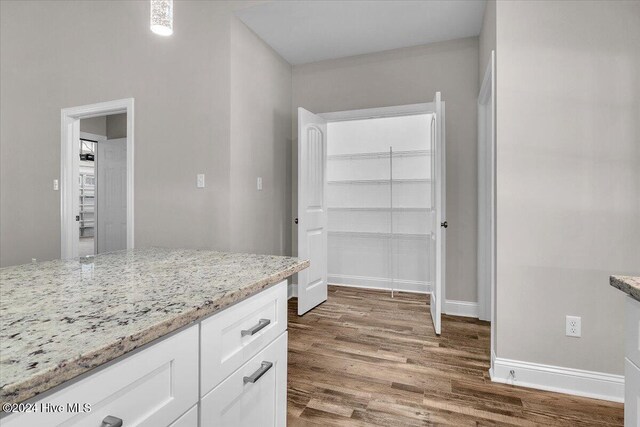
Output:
326 114 434 295
297 94 445 333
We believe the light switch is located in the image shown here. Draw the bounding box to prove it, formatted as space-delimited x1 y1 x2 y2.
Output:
53 179 59 191
196 174 205 188
257 177 263 191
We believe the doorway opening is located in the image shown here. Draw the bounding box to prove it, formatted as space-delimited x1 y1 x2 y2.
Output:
296 96 446 335
61 99 134 259
78 113 128 256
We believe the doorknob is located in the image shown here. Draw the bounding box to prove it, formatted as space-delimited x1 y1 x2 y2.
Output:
441 221 448 228
294 218 298 224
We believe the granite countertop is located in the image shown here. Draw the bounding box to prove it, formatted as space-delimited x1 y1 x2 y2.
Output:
610 275 640 302
0 248 309 406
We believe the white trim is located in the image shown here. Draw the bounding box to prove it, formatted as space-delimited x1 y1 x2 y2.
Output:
319 103 434 122
61 98 134 259
288 282 298 299
444 300 479 318
329 274 430 294
79 131 108 142
491 356 624 403
478 50 497 369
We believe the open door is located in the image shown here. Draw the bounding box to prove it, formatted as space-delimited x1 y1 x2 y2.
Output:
430 92 446 335
297 108 328 315
96 138 127 254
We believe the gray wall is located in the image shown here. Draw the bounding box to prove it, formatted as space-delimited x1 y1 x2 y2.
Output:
0 1 289 267
79 114 126 139
292 37 479 303
229 17 292 255
479 0 496 84
106 113 127 139
495 0 640 374
80 116 107 136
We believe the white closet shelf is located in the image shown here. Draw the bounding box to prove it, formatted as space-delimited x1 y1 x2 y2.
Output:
327 178 431 185
328 230 432 239
327 149 431 160
327 207 433 212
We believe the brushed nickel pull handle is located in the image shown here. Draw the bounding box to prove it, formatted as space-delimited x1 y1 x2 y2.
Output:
241 319 270 336
243 361 273 384
101 415 123 427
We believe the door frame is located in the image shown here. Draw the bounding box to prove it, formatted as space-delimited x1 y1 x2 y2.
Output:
60 98 134 259
315 102 444 301
319 102 434 122
478 51 497 364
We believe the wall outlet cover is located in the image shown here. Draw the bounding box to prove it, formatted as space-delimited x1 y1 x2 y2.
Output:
196 174 205 188
566 315 581 337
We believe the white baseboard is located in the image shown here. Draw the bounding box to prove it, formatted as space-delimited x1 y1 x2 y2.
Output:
328 274 430 294
288 283 297 299
490 354 624 403
444 299 479 318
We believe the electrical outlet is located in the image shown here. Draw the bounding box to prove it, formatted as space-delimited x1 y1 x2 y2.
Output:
566 315 581 337
196 174 205 188
53 179 59 191
257 177 263 191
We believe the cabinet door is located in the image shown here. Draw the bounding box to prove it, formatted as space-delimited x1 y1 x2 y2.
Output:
201 332 287 427
626 296 640 368
169 405 198 427
201 281 287 395
2 326 198 427
626 358 640 427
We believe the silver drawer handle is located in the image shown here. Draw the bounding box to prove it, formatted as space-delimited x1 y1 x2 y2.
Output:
101 415 123 427
241 319 270 336
243 361 273 384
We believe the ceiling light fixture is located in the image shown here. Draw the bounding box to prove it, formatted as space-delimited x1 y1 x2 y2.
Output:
150 0 173 36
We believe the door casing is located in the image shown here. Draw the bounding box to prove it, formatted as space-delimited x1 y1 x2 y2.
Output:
60 98 134 259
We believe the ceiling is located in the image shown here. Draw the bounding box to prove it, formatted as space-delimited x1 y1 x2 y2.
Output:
235 0 487 65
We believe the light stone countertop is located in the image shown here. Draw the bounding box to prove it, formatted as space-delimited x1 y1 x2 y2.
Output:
610 275 640 302
0 248 309 406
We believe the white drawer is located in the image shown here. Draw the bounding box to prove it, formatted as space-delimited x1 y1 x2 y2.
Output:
626 296 640 368
625 358 640 427
201 281 287 395
201 331 287 427
169 405 198 427
3 325 199 427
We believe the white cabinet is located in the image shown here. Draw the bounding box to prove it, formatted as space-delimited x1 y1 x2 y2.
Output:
3 325 199 427
626 296 640 427
169 405 198 427
201 332 287 427
201 282 287 395
625 359 640 427
1 281 288 427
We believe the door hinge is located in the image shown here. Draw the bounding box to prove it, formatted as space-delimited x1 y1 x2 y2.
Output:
76 215 80 222
294 217 299 224
441 221 448 228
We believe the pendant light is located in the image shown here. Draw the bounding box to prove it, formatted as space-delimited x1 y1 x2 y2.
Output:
150 0 173 36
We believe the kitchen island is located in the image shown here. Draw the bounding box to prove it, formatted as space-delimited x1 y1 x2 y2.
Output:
610 275 640 427
0 248 308 426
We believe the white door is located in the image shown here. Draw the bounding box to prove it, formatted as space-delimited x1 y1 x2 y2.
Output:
297 108 328 315
431 92 446 335
96 138 127 254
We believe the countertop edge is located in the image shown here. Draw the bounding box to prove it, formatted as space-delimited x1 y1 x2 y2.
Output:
0 259 309 407
609 275 640 302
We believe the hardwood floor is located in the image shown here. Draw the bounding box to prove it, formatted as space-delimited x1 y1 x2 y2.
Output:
287 286 624 426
